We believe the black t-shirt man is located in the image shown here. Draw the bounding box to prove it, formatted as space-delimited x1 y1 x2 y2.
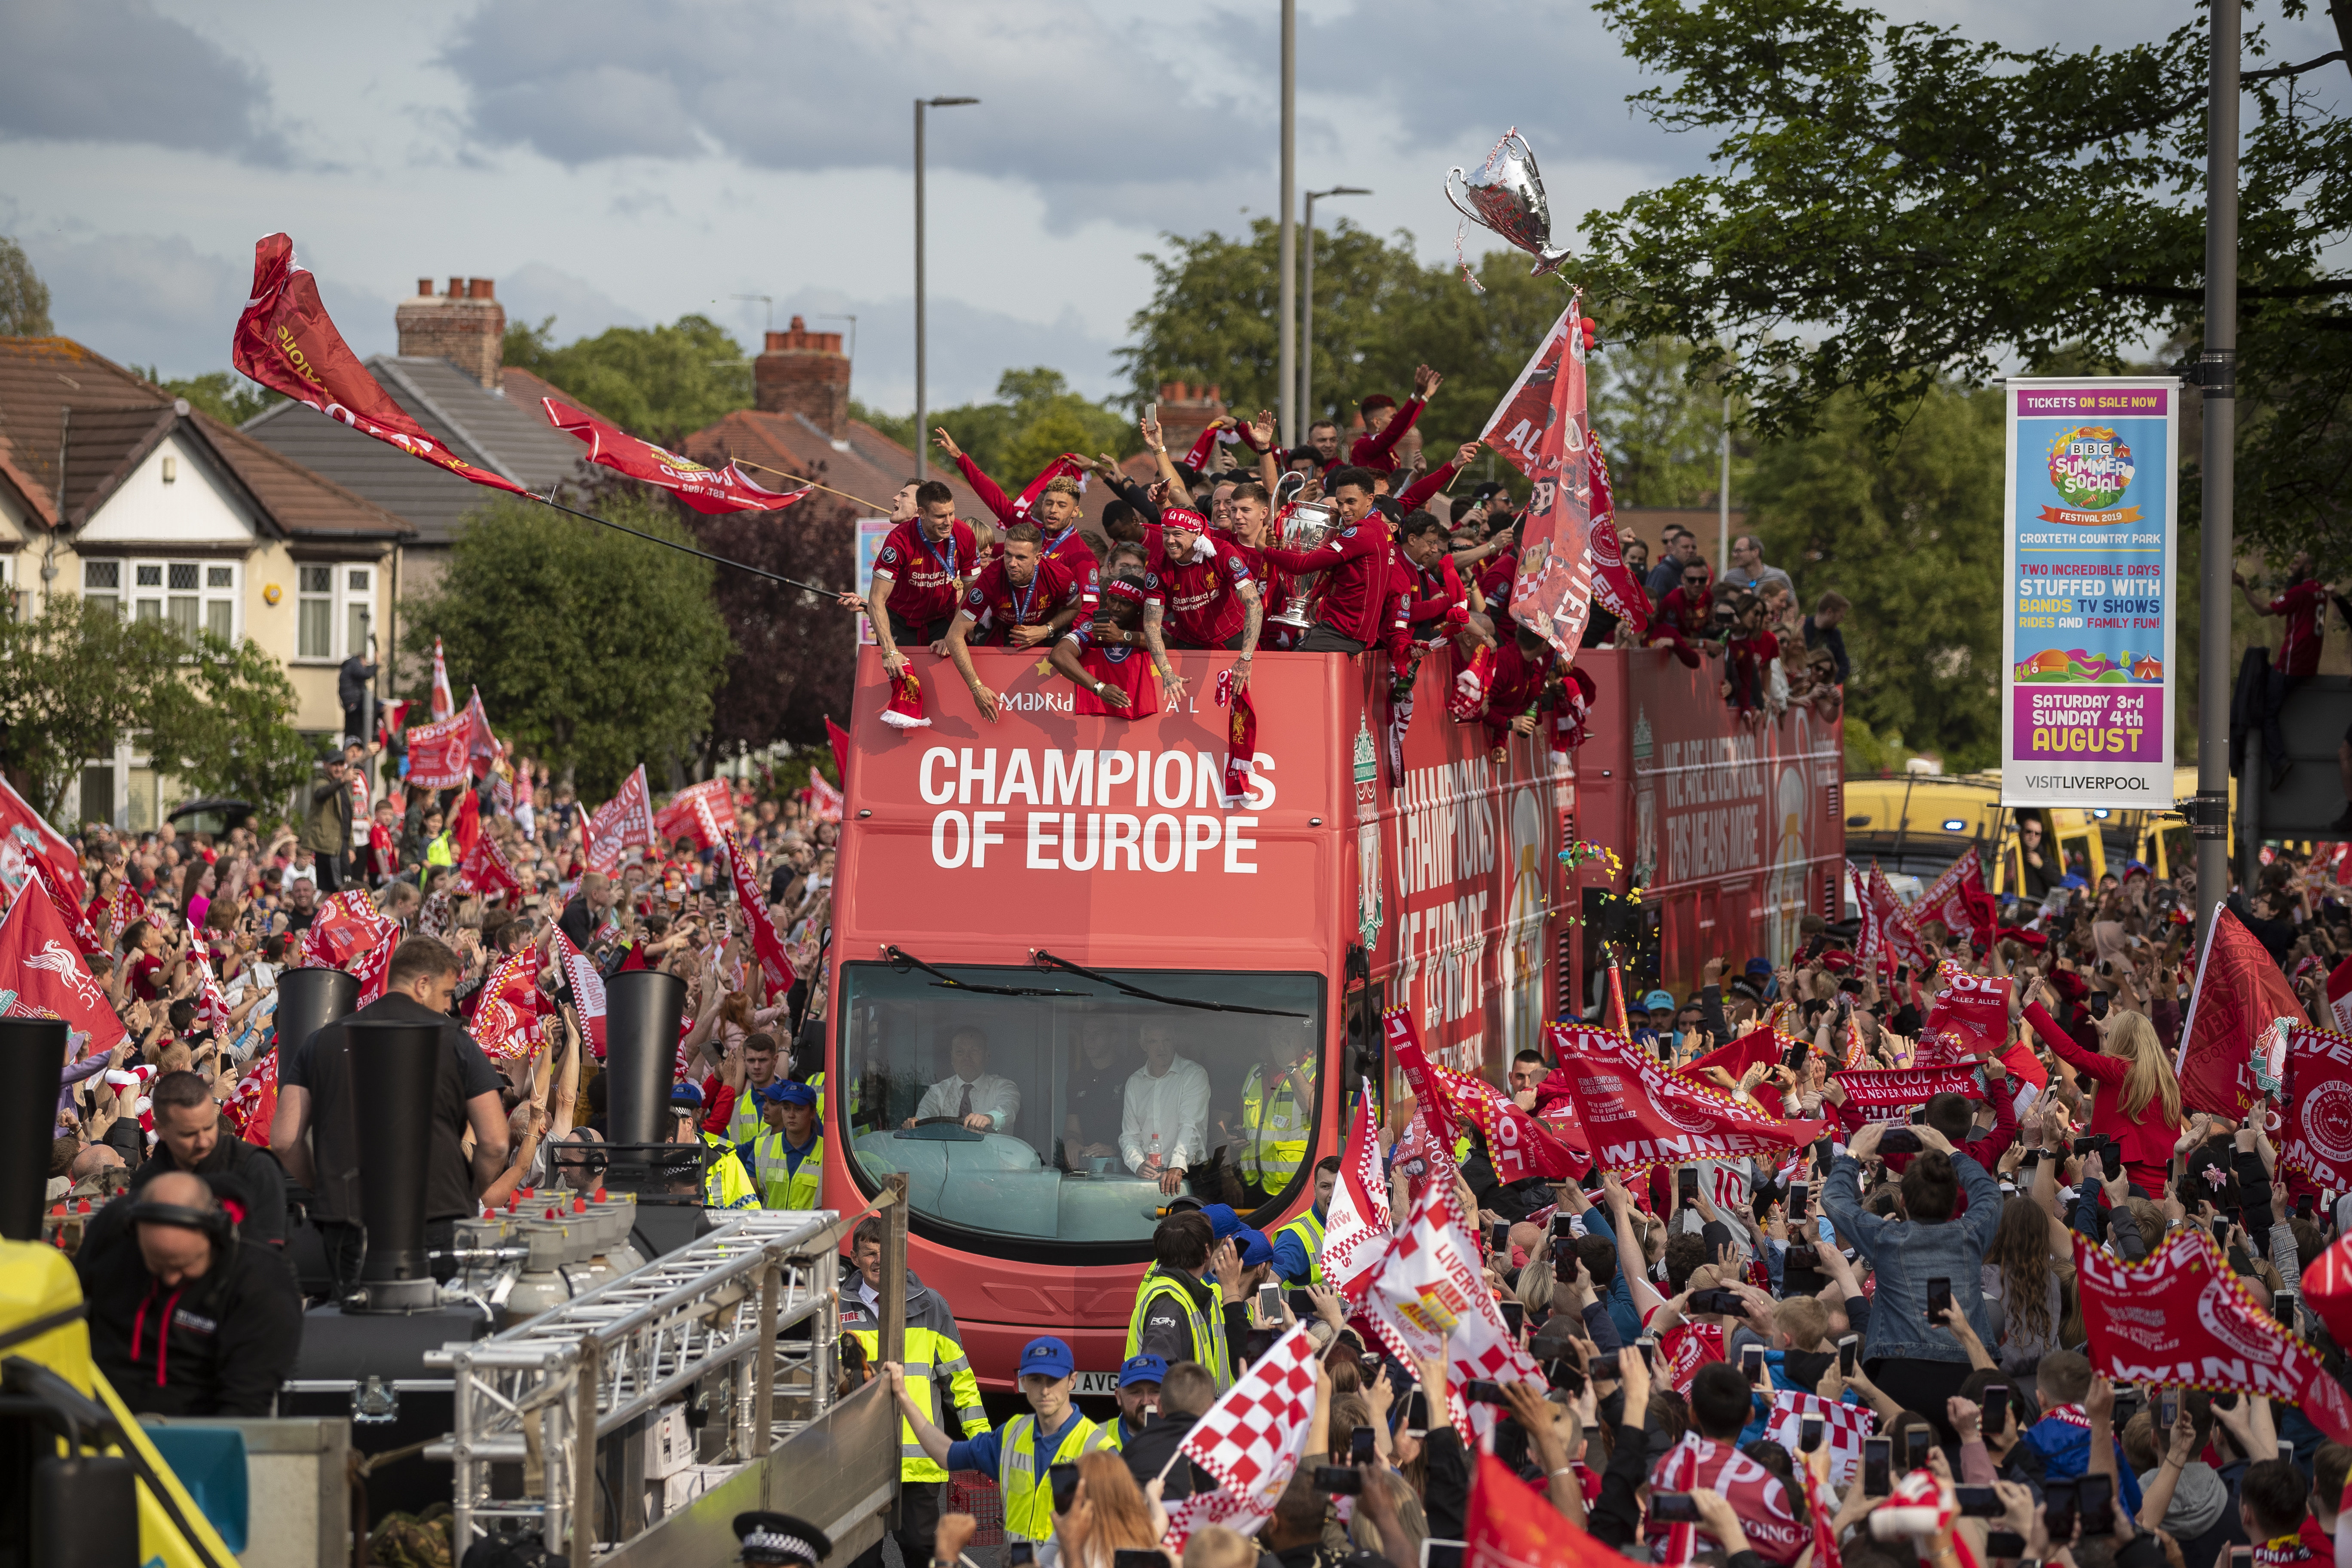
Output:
280 990 503 1224
1063 1045 1129 1164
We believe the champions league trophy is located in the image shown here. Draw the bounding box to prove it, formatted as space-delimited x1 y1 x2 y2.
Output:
1444 127 1572 288
1269 497 1336 633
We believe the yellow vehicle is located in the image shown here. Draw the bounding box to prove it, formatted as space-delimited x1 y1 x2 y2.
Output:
1845 766 2237 891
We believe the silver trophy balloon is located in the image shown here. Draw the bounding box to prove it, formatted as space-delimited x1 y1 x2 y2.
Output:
1445 126 1571 290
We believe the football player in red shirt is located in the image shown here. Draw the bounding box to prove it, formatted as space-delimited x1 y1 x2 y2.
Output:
1348 364 1443 475
1257 466 1395 653
945 524 1086 722
864 480 977 678
1050 575 1158 717
931 429 1097 583
1478 624 1563 760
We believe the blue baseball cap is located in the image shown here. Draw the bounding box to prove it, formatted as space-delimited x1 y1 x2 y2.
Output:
669 1081 704 1109
763 1080 817 1107
1119 1354 1168 1389
1642 990 1676 1012
1198 1204 1249 1242
1237 1228 1276 1268
1018 1337 1075 1380
1744 958 1773 977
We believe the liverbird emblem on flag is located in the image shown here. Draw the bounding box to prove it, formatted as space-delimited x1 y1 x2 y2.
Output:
25 940 102 1008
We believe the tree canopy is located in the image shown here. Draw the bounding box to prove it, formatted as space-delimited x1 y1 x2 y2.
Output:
503 314 754 445
0 236 50 337
402 493 732 795
0 598 314 822
860 367 1134 487
1580 0 2352 568
139 369 283 427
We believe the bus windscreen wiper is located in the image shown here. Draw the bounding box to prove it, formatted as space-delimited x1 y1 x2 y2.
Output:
1029 951 1311 1018
882 946 1088 998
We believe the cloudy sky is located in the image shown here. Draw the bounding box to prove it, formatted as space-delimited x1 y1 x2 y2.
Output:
3 0 2340 412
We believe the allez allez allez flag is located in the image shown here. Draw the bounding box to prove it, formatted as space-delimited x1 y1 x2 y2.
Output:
1159 1326 1323 1549
2076 1226 2352 1443
233 235 529 497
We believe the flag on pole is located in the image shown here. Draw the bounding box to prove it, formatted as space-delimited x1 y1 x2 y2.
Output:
233 235 529 497
429 638 456 721
1158 1326 1323 1550
585 764 658 874
543 397 808 513
0 876 126 1049
1321 1079 1394 1299
2175 907 2310 1118
0 775 84 902
552 926 608 1055
655 778 731 850
722 828 795 997
23 850 104 957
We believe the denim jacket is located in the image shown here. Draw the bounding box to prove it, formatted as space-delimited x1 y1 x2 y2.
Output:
1821 1149 2001 1365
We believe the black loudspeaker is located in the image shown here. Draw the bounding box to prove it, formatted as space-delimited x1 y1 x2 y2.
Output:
276 966 360 1059
31 1455 138 1568
348 1022 441 1303
605 969 686 1152
0 1018 68 1242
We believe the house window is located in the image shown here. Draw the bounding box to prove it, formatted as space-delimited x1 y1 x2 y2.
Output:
0 554 18 619
344 566 374 662
298 565 334 658
85 557 237 639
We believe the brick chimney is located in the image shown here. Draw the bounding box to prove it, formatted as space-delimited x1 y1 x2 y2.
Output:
395 276 505 390
754 316 851 437
1155 380 1226 469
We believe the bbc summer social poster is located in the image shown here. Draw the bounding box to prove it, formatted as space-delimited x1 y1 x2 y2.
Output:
2000 378 2179 812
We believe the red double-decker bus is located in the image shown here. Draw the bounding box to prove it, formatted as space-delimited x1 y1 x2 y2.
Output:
816 640 1840 1388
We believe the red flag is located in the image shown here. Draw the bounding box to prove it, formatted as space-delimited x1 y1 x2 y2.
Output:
23 852 103 957
0 775 84 900
1321 1079 1393 1301
1832 1065 1985 1114
376 697 412 750
1429 1061 1590 1182
298 888 403 1004
404 713 471 789
0 876 126 1049
2176 908 2310 1118
1919 854 1991 946
1552 1022 1826 1171
1467 1452 1623 1568
723 829 795 998
805 771 843 824
190 944 232 1037
551 927 607 1055
429 637 455 721
224 1051 279 1148
825 716 852 796
1384 1007 1461 1188
2328 956 2352 1033
450 786 482 863
1926 971 2011 1059
2305 1231 2352 1351
655 778 730 851
542 397 808 513
232 235 528 497
1218 671 1258 804
2277 1025 2352 1191
458 814 523 903
1679 1026 1787 1088
585 764 657 875
469 948 547 1063
462 687 499 780
1876 863 1930 972
1582 437 1648 642
2076 1227 2352 1443
1007 453 1090 523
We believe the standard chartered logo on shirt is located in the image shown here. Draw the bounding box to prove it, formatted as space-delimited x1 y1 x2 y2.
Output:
913 744 1276 874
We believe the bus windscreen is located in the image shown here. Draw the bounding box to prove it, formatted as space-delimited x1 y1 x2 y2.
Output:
834 962 1326 1250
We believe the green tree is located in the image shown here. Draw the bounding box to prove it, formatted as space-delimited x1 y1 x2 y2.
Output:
1119 219 1568 463
0 598 312 821
1745 383 2007 771
504 315 754 444
1580 0 2352 569
915 368 1134 487
0 236 50 337
136 368 284 427
1589 332 1748 509
403 493 732 795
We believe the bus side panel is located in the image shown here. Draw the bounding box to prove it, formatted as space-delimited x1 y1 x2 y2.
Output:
1361 656 1564 1080
1619 649 1844 999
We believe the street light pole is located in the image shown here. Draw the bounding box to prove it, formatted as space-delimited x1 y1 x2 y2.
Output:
2194 0 2238 928
1302 186 1370 436
914 95 979 484
1277 0 1297 450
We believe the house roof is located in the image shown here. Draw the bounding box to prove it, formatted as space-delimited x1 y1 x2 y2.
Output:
0 336 410 541
242 354 592 545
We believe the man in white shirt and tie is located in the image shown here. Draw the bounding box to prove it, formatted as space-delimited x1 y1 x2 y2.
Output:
908 1028 1020 1133
1121 1020 1211 1195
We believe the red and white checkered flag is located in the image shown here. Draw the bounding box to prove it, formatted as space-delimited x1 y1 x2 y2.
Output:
1160 1326 1321 1550
1763 1389 1874 1489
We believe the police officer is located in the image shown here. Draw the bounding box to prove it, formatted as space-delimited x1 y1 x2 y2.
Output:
732 1512 831 1567
1229 1027 1315 1202
839 1216 987 1568
886 1336 1114 1550
1270 1155 1341 1286
742 1079 821 1210
668 1082 759 1210
1125 1209 1235 1388
1103 1353 1165 1449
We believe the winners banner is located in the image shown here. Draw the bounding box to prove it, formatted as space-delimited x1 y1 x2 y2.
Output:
2000 378 2178 811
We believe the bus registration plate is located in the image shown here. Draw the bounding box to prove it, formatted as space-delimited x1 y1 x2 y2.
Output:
1074 1372 1120 1395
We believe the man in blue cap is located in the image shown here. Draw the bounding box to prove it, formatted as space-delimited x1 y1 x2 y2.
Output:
741 1079 821 1210
1271 1156 1339 1287
1106 1353 1165 1449
885 1334 1113 1547
1635 990 1677 1052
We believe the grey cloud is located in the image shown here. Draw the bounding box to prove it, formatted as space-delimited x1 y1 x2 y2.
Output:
754 286 1122 413
499 262 648 341
438 0 1266 210
0 0 290 163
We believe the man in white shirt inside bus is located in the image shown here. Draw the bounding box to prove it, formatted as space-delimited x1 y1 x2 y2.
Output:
1121 1021 1211 1195
908 1028 1020 1133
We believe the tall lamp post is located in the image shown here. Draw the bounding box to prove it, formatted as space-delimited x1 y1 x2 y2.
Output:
914 95 979 483
1277 0 1296 449
2193 0 2239 925
1301 185 1370 439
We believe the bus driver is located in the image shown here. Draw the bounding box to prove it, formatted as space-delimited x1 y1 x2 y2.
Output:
908 1028 1020 1133
1120 1021 1210 1195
